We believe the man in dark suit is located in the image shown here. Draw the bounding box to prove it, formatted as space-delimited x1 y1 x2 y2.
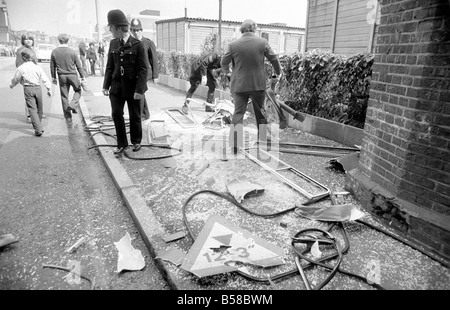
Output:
129 18 159 121
221 19 282 154
102 9 148 155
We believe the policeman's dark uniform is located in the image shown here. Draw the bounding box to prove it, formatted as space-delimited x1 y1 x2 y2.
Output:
103 10 148 151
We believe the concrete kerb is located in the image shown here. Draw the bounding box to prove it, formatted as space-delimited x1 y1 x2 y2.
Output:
78 95 180 290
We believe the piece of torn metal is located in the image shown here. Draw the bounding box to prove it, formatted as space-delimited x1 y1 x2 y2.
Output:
181 214 285 278
156 247 186 267
66 236 89 253
0 234 19 248
330 191 352 205
295 203 366 222
148 119 171 146
114 232 146 273
162 231 187 243
226 176 265 203
329 152 360 173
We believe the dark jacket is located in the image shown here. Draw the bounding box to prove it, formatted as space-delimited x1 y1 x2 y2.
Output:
50 46 85 79
221 32 281 93
78 42 86 57
141 37 159 80
192 52 221 77
103 35 148 98
86 47 97 61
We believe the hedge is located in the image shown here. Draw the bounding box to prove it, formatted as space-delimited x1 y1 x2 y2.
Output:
156 48 374 129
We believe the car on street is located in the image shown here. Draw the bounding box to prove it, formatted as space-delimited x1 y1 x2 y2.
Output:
36 43 56 62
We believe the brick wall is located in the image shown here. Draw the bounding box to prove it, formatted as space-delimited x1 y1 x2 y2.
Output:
360 0 450 217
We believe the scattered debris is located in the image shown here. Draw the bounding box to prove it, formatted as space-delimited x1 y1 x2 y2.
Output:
163 157 178 168
243 148 330 201
148 119 171 145
0 234 18 248
181 214 285 278
226 176 265 203
66 236 89 253
114 232 146 273
156 247 186 267
330 191 352 205
194 162 210 177
329 152 360 173
295 203 366 222
162 231 187 243
165 108 197 128
310 241 322 259
43 264 95 290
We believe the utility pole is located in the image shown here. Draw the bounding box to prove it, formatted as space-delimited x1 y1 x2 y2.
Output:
218 0 222 53
95 0 101 42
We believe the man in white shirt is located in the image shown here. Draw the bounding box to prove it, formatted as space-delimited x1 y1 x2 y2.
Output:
10 50 52 136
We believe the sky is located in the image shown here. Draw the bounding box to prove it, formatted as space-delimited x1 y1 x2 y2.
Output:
5 0 308 38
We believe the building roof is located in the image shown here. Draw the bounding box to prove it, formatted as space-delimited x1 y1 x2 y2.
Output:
155 17 305 31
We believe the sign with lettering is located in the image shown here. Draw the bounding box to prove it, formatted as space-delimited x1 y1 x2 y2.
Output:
181 214 285 278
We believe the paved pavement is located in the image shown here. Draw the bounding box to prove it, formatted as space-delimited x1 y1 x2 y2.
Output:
0 58 169 290
77 74 449 291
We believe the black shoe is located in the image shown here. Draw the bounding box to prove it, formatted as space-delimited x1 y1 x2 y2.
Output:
205 105 214 112
132 144 141 152
71 108 78 114
113 147 126 155
35 132 43 137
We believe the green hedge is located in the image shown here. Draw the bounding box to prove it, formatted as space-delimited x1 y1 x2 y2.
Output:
277 49 374 129
157 48 374 129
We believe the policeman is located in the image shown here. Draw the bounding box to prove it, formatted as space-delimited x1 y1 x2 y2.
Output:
102 9 148 155
130 18 159 121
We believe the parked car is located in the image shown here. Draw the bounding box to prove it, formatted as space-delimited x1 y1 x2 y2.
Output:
36 43 56 62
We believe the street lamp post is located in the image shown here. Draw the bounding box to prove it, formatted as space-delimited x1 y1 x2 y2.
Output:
95 0 101 42
218 0 222 53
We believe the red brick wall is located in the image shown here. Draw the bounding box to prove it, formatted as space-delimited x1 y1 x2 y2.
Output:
360 0 450 216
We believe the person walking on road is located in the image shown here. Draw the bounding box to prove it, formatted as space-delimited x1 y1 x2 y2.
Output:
15 34 39 122
78 39 89 76
130 18 159 121
50 33 86 127
181 51 223 114
102 9 148 155
98 41 106 76
221 19 282 154
86 42 97 76
10 50 52 137
15 35 37 67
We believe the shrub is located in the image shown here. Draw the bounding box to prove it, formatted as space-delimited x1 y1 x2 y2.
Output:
156 48 374 129
277 49 374 128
